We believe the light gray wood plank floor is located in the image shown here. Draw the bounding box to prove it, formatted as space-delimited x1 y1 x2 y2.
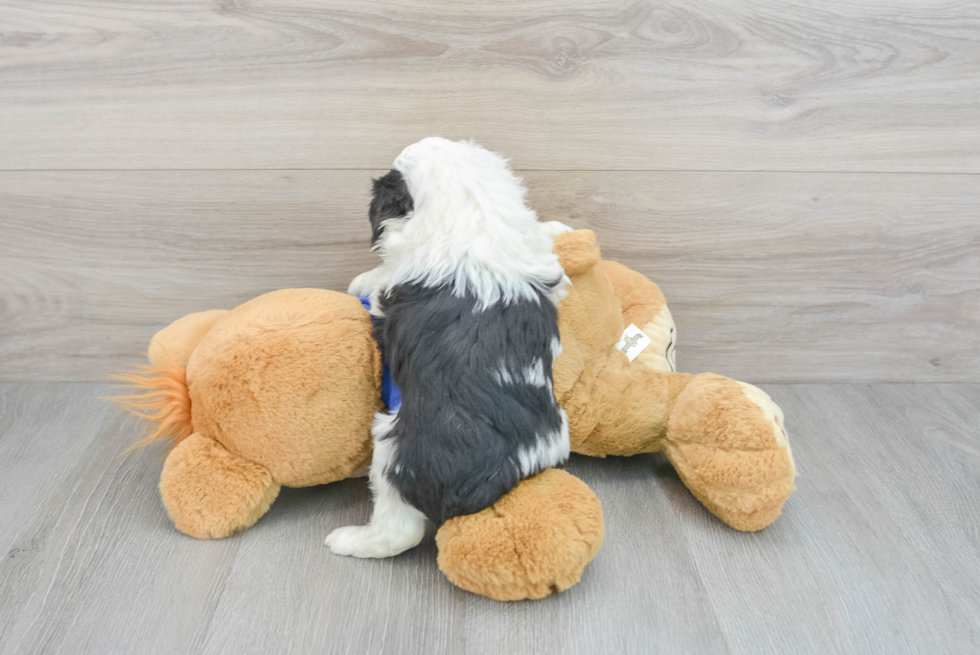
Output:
1 382 977 655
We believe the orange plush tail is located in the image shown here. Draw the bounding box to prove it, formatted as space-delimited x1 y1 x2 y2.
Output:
107 361 193 453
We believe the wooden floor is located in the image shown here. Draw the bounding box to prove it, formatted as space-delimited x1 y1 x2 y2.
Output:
1 382 978 654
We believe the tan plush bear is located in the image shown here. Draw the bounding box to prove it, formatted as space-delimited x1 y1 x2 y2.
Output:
114 230 795 601
549 230 796 532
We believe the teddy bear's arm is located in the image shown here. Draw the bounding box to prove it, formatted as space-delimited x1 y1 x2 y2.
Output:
596 260 677 372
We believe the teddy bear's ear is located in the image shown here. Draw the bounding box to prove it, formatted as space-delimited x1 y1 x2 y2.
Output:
554 230 601 277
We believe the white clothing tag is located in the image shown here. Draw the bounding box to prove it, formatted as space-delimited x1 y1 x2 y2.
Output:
615 324 653 362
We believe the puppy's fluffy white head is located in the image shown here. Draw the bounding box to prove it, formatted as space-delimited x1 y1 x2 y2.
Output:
372 137 567 308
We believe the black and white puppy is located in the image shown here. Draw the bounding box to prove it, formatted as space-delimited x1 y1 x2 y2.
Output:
326 137 571 558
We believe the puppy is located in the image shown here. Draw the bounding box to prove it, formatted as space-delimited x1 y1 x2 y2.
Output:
326 137 571 558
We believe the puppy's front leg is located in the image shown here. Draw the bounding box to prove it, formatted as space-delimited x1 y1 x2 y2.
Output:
325 415 426 558
347 267 383 298
540 220 574 238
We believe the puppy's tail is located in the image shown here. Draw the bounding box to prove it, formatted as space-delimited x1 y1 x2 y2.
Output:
105 361 193 454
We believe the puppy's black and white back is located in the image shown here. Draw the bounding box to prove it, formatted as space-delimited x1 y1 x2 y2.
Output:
327 137 569 558
376 280 566 524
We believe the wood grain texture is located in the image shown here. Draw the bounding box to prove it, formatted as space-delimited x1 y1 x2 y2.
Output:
0 170 378 382
664 383 980 654
2 382 978 654
198 452 729 655
529 171 980 383
2 170 977 382
0 384 243 654
0 0 978 171
0 384 111 556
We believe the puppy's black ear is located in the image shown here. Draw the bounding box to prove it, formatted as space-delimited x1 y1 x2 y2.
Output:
369 169 413 246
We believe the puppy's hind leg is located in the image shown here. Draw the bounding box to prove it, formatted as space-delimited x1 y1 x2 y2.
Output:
325 414 426 558
326 475 426 558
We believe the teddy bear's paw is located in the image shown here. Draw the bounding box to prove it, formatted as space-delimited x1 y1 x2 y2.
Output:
735 381 794 467
436 469 604 601
160 433 281 540
325 523 424 559
664 374 797 532
634 304 677 372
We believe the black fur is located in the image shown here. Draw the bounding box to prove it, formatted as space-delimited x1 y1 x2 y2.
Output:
369 169 413 246
374 283 564 525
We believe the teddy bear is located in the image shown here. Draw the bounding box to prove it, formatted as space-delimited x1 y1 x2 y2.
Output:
113 229 796 601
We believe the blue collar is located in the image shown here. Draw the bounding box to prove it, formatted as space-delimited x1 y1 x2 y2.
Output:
358 297 401 413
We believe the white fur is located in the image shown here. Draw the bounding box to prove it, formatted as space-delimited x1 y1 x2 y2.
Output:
347 267 384 299
325 412 427 558
493 358 547 387
523 358 547 387
540 220 574 238
352 137 569 310
516 408 570 477
492 363 514 386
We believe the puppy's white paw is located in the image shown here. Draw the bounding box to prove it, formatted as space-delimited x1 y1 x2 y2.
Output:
347 269 379 297
325 525 411 559
541 221 575 238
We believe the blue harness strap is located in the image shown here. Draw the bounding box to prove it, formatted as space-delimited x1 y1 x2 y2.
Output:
359 296 402 413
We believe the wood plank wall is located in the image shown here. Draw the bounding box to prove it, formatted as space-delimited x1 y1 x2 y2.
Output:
1 0 978 382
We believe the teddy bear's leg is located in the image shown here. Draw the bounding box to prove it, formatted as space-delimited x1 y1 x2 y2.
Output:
160 432 281 539
436 469 604 601
663 373 797 531
568 356 694 457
